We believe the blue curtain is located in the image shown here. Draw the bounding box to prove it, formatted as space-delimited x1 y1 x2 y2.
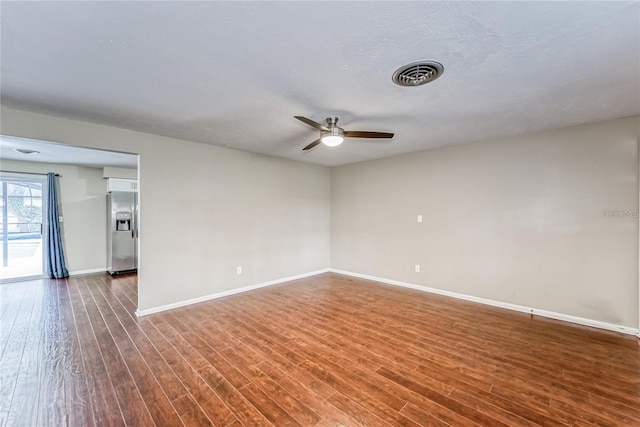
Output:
45 173 69 279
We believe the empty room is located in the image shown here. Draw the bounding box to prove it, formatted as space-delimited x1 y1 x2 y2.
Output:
1 1 638 427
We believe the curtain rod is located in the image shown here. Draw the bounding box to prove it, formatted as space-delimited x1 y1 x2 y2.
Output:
0 170 61 177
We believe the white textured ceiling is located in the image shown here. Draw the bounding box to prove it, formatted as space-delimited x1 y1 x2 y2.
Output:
0 135 138 169
1 1 638 167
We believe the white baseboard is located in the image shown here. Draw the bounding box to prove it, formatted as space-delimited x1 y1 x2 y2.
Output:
69 267 107 276
329 268 640 336
135 268 330 317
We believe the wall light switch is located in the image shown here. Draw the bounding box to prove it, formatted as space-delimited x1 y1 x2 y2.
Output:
59 216 64 223
415 264 421 273
236 266 242 275
417 215 422 223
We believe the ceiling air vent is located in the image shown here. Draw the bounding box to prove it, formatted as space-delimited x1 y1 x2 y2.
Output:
392 60 444 87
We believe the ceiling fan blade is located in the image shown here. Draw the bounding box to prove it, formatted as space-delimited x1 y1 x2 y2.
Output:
302 138 322 151
344 131 394 139
294 116 329 131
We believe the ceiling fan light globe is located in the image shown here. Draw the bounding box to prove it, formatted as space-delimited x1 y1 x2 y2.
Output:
321 135 344 147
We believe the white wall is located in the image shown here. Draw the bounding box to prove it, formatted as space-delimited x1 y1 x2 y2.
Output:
331 116 639 328
1 106 331 311
0 159 107 274
103 166 136 179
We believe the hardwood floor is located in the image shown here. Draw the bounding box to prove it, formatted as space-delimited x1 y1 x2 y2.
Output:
1 272 638 426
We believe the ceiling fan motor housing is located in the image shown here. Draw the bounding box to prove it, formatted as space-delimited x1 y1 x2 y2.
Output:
325 117 339 127
323 117 344 137
324 128 344 139
321 118 345 147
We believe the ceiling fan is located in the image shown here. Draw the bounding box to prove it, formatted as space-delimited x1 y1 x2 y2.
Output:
294 116 394 150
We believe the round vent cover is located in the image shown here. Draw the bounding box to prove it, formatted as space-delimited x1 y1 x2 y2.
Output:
392 60 444 87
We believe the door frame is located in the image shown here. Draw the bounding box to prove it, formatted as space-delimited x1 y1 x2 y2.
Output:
0 171 47 283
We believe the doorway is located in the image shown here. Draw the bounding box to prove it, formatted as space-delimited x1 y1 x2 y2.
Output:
0 173 46 281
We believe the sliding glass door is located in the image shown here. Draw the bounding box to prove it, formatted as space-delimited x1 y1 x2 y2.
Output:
0 175 45 281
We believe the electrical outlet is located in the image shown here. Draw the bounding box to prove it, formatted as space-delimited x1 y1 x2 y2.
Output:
417 215 422 223
236 266 242 275
415 264 420 273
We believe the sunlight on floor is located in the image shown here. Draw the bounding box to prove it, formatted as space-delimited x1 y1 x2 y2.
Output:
0 239 43 280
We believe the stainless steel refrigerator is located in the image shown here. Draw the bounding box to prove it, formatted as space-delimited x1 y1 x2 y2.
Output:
107 191 138 275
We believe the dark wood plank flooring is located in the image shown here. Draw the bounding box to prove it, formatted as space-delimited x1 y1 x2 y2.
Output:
0 272 638 426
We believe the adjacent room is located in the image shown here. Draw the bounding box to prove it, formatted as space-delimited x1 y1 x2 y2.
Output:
0 2 638 426
0 136 138 282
